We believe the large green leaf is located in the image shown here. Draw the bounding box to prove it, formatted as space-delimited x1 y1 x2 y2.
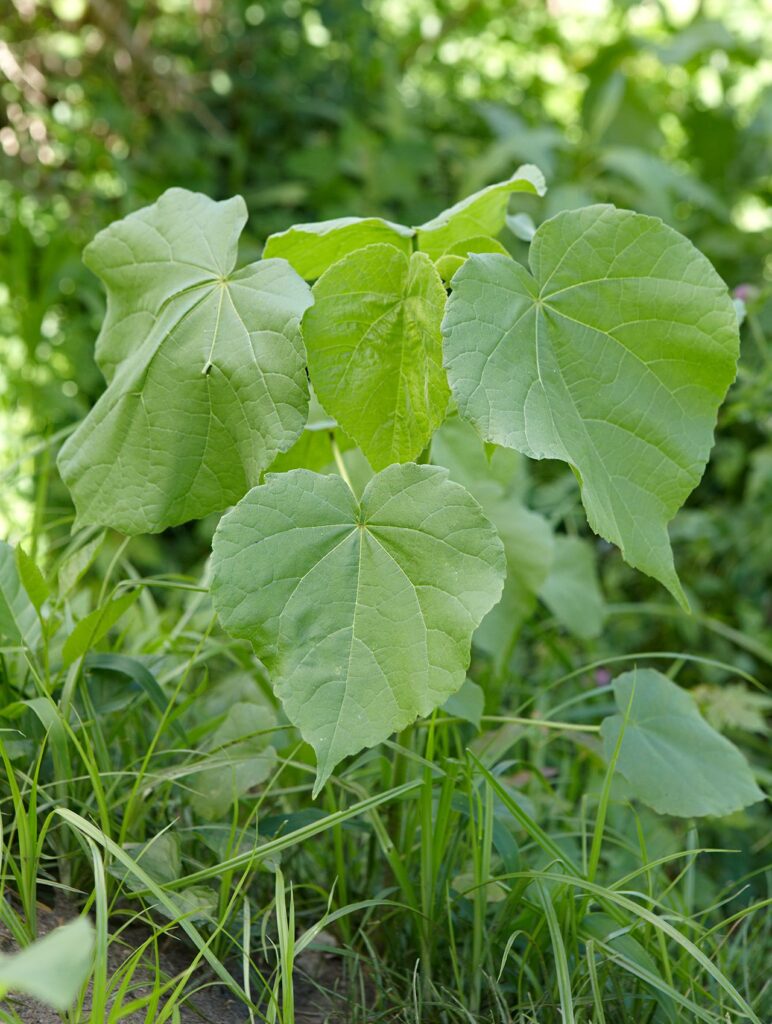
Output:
601 669 764 817
210 464 506 793
416 164 545 260
58 188 313 535
303 244 450 470
443 205 739 605
263 216 413 280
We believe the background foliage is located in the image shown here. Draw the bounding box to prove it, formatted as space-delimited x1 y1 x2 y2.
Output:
0 1 769 1021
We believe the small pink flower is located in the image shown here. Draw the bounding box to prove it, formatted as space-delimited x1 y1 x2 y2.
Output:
594 668 612 687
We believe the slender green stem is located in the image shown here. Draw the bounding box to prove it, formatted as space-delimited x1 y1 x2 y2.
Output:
330 434 354 492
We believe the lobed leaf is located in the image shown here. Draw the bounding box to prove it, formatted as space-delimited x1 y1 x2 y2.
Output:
58 188 313 535
443 204 739 605
210 463 506 793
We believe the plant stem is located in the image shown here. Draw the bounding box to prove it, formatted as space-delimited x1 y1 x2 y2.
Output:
482 715 600 733
330 434 354 493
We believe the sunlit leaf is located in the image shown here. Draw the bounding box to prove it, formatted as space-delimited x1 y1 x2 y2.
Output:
0 918 94 1010
416 164 545 260
263 215 413 279
0 542 39 647
303 244 450 470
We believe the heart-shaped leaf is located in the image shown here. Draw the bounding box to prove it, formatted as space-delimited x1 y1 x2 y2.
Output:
58 188 313 535
210 464 506 793
601 669 764 817
443 205 739 605
303 244 450 470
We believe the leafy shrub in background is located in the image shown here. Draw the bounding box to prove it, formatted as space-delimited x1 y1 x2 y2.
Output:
49 177 763 811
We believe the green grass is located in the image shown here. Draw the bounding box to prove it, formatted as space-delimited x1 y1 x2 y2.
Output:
0 488 769 1023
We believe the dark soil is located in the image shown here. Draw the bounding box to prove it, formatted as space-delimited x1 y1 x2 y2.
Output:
0 899 352 1023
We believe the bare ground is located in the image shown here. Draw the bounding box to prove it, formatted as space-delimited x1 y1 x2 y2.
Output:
0 899 352 1023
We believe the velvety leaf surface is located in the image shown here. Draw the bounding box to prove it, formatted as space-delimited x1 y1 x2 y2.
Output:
303 244 450 470
601 669 764 817
443 204 739 605
263 216 413 279
416 164 546 260
58 188 313 535
210 463 506 793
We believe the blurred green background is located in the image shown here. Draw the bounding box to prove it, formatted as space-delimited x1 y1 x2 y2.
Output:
1 0 771 644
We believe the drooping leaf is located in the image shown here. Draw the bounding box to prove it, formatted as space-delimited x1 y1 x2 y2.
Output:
416 164 546 261
58 188 313 535
0 917 94 1010
15 547 49 613
600 669 764 817
0 541 39 647
303 244 450 470
62 590 139 666
210 464 506 793
57 531 105 597
263 216 413 280
189 703 278 819
539 536 605 639
443 204 739 605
